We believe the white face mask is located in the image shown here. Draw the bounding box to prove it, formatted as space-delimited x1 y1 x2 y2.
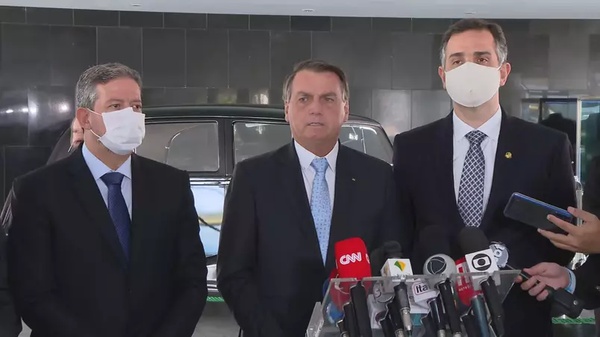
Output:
89 107 145 155
444 62 501 108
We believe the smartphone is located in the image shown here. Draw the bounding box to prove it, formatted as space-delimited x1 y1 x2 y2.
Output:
503 192 573 233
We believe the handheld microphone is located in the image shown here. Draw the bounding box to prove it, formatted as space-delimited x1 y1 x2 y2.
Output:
489 241 585 319
378 244 413 334
458 227 504 337
335 237 373 337
420 225 462 337
424 254 462 337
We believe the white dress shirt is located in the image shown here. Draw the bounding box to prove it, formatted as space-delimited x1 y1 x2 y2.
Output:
294 140 338 208
82 143 133 218
453 107 502 210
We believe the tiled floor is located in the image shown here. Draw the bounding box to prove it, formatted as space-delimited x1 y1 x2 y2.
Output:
17 303 598 337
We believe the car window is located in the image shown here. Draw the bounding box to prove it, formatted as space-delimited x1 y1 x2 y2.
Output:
191 183 225 258
136 122 220 172
340 124 393 163
233 121 392 164
233 122 292 163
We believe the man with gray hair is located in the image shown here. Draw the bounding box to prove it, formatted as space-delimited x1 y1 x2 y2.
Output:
7 62 208 337
393 19 575 337
217 59 403 337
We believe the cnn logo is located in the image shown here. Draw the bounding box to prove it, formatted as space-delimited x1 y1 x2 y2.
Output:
339 252 362 265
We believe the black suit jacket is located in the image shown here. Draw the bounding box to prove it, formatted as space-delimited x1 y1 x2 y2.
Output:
573 155 600 309
7 147 208 337
0 188 21 337
393 112 576 337
217 142 403 337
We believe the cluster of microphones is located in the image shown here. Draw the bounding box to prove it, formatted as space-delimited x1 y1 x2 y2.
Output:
320 226 584 337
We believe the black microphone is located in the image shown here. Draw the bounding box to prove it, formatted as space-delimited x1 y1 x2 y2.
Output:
461 311 482 337
458 227 504 337
421 226 462 337
489 241 585 319
428 296 448 337
344 302 360 337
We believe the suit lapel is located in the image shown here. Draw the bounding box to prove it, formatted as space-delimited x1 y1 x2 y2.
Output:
326 146 356 270
437 114 465 228
278 144 323 262
67 149 128 269
481 113 518 229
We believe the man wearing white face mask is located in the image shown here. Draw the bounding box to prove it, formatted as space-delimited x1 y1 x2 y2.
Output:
6 63 208 337
393 19 575 337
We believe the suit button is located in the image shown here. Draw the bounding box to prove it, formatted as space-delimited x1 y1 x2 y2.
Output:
595 286 600 292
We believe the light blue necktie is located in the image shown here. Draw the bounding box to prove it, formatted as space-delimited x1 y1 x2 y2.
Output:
458 130 487 227
310 158 332 264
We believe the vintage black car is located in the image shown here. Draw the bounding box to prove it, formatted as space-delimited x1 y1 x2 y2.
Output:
48 104 394 296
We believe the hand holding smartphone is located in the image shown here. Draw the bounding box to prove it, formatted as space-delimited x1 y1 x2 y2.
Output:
503 193 573 234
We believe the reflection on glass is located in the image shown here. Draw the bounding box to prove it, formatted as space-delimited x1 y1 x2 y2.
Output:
191 185 225 257
233 122 393 164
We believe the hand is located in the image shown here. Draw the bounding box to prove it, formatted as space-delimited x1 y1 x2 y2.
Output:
515 262 570 301
539 207 600 254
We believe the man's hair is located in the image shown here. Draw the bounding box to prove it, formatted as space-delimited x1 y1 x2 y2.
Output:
282 59 350 103
75 63 142 110
439 18 508 67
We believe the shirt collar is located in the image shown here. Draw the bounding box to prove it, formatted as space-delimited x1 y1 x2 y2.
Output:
294 140 339 172
82 143 132 181
453 106 502 142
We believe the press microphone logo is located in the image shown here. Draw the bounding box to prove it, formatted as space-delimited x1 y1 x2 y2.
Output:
470 253 492 271
413 282 430 295
395 260 407 271
425 256 447 275
339 252 362 265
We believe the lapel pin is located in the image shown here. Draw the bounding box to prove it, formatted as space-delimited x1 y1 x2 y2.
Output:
505 152 512 159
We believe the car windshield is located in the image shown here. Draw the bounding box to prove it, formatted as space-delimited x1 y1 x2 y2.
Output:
233 122 392 164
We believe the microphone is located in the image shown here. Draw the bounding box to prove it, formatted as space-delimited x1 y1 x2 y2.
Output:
378 243 413 335
335 237 373 337
424 254 462 337
489 241 585 319
458 227 504 337
419 225 462 337
370 241 403 276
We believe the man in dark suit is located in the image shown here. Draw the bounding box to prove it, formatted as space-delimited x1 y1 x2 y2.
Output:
393 19 575 337
0 116 83 337
7 63 207 337
217 60 402 337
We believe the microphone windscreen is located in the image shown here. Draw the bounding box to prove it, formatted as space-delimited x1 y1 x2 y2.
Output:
335 237 372 279
458 226 490 255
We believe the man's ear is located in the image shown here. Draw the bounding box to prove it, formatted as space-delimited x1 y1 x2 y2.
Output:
500 62 512 86
76 108 91 130
438 66 447 89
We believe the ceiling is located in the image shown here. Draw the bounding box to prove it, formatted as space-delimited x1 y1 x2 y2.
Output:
2 0 600 19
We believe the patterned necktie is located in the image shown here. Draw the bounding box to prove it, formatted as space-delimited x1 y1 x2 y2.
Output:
458 130 487 227
101 172 131 261
310 158 332 264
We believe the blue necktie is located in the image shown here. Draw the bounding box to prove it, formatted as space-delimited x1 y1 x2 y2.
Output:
310 158 332 264
101 172 131 261
458 130 487 227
